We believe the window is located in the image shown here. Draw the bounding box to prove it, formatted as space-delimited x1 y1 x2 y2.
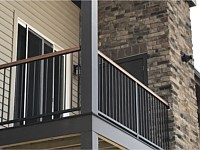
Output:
14 19 71 124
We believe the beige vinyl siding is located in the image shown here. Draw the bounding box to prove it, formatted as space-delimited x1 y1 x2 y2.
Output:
71 52 80 115
0 1 80 126
0 2 13 125
0 1 79 52
0 3 13 65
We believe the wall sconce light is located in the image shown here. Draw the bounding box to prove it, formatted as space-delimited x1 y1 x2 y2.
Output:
181 53 193 63
73 64 80 75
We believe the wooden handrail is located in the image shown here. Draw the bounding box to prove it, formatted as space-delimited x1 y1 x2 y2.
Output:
0 47 80 70
98 51 169 106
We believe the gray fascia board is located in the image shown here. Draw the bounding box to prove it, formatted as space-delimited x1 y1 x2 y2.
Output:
0 113 157 149
0 115 92 147
92 115 154 149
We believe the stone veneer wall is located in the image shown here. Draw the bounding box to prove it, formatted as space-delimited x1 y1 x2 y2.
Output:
98 1 199 149
167 1 199 149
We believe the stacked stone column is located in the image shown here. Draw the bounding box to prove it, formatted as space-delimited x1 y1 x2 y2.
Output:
98 1 200 149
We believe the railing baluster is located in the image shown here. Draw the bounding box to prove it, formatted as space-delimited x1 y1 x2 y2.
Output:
118 71 121 122
144 89 147 138
122 72 125 126
154 97 157 144
163 104 166 149
135 83 139 138
145 91 150 139
124 75 127 126
149 93 153 142
108 62 111 117
44 59 48 115
130 80 133 130
157 98 159 146
158 101 161 147
155 97 158 145
77 52 80 109
139 86 142 136
142 87 145 137
142 88 145 137
7 67 11 122
114 67 117 120
101 57 104 113
159 102 163 148
19 64 25 121
159 102 162 147
98 56 100 111
144 90 147 138
133 82 137 132
152 96 155 144
166 106 169 149
116 68 119 122
63 55 66 112
105 60 108 115
52 56 55 119
25 63 30 123
119 72 122 124
32 61 36 117
126 76 129 127
111 65 114 119
127 78 130 129
1 69 6 122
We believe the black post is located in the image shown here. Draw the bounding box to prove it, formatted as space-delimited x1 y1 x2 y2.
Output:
80 0 98 149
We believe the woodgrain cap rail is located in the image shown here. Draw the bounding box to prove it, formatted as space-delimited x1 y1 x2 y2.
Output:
0 47 80 70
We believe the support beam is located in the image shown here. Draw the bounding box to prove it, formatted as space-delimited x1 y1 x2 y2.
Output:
80 1 99 148
0 115 91 147
81 0 98 114
93 115 153 149
81 131 98 149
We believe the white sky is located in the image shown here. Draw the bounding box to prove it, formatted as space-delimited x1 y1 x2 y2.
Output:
191 2 200 72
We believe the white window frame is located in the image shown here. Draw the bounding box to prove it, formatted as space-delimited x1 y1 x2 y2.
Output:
10 18 72 123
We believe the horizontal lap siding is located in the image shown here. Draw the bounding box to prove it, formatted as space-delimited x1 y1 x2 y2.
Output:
0 1 80 124
0 3 13 124
0 3 13 65
72 52 80 115
0 0 79 65
6 1 79 49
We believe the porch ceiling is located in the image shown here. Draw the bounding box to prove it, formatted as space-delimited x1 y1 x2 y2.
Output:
1 134 122 149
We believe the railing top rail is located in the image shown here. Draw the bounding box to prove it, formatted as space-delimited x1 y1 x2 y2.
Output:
0 47 80 70
98 51 169 106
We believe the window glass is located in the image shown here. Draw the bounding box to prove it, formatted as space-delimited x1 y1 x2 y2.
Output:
17 24 26 60
14 21 68 124
28 29 42 57
14 24 26 121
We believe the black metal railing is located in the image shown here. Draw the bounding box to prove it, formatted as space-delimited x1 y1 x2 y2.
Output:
98 51 169 149
0 47 80 128
0 47 169 148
